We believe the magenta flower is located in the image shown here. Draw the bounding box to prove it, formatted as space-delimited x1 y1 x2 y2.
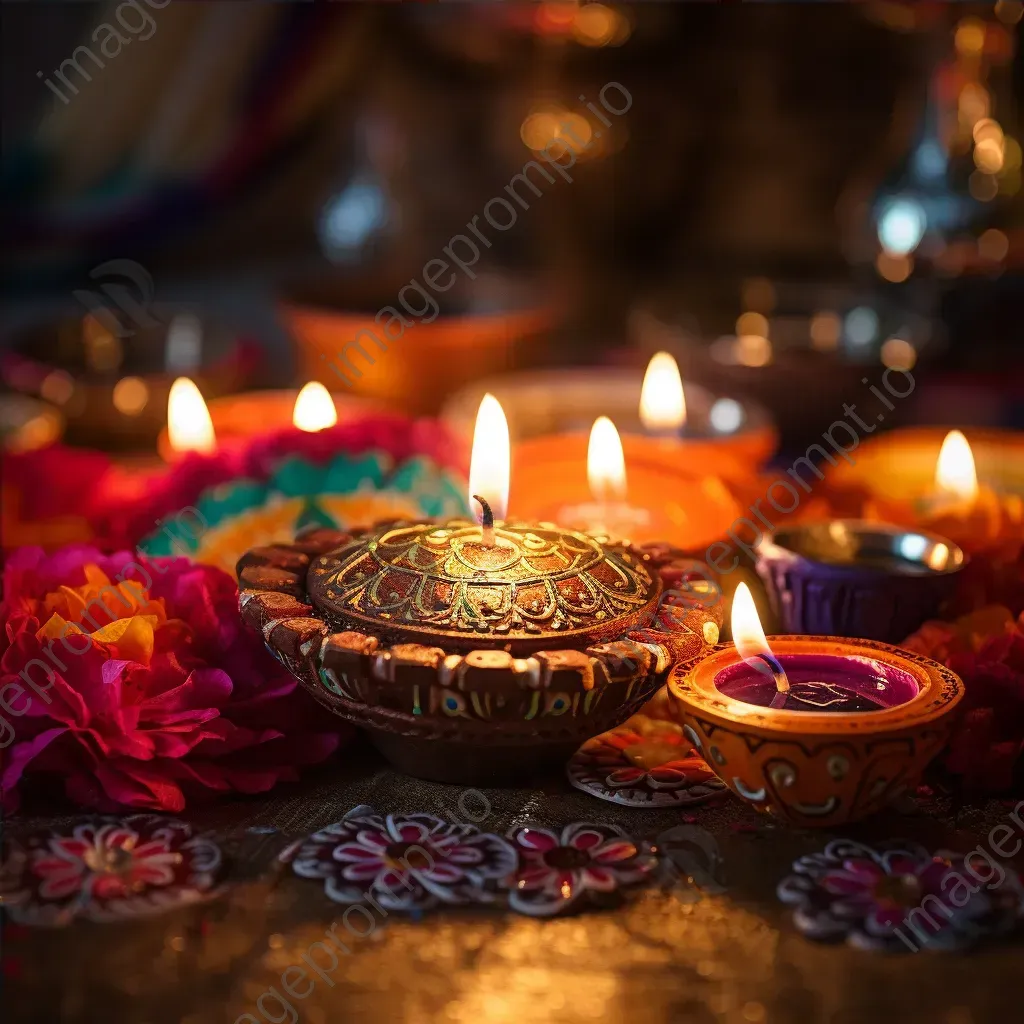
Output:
504 822 658 916
1 544 344 813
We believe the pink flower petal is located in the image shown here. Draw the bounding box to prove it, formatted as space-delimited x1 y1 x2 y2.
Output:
569 829 605 851
581 866 618 891
592 840 637 864
514 828 558 853
333 843 386 863
342 861 386 882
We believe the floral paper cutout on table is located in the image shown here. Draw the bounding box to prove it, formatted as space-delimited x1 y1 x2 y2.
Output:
567 715 727 808
288 806 659 918
0 815 223 927
290 805 517 911
503 821 658 916
777 838 1024 952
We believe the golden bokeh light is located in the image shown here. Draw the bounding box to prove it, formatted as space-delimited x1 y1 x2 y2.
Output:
520 108 592 158
978 228 1010 262
880 337 916 371
955 17 986 54
876 252 913 283
40 370 75 406
973 118 1004 145
809 311 841 351
112 376 150 417
969 170 998 201
736 311 769 337
572 3 623 47
736 334 772 368
82 314 123 374
535 2 578 34
974 136 1005 173
995 1 1023 25
958 83 990 128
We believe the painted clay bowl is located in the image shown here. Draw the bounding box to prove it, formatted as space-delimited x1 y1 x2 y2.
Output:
238 520 724 785
755 520 965 643
667 637 964 828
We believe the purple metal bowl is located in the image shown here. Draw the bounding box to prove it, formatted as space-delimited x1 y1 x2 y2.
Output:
755 520 966 643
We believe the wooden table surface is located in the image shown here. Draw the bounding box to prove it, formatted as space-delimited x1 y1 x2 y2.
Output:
4 741 1021 1024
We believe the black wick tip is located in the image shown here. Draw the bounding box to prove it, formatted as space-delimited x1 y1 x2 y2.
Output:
472 494 494 528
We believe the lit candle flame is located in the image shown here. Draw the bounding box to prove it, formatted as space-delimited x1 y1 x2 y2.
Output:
292 382 338 432
167 377 215 455
731 582 773 663
935 430 979 503
639 351 686 432
468 394 510 525
587 416 627 503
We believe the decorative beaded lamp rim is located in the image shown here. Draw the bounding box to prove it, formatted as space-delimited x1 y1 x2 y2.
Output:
304 517 664 655
236 526 723 723
668 637 963 735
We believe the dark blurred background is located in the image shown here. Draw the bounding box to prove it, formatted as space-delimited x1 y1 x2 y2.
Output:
2 0 1022 454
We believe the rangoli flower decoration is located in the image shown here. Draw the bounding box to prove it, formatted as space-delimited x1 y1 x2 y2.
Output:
567 715 727 808
903 607 1024 794
0 815 223 927
503 821 658 916
1 545 344 813
777 838 1024 952
290 805 517 910
105 414 466 551
288 807 662 918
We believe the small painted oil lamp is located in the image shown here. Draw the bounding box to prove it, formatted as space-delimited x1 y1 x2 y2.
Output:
755 520 965 643
830 427 1023 558
513 415 743 552
668 584 964 827
538 416 650 541
242 395 725 785
157 378 375 460
444 352 778 479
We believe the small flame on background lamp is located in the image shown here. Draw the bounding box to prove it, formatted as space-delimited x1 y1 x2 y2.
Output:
588 416 627 503
639 351 686 431
935 430 978 502
167 377 215 455
293 382 338 432
731 582 773 664
469 394 510 522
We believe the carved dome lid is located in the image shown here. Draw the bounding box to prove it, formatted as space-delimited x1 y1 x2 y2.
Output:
306 518 662 654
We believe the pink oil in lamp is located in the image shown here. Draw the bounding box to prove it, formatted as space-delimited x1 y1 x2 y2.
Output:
668 584 965 827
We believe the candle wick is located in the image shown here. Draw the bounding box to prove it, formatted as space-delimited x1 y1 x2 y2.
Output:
473 494 495 547
754 652 791 694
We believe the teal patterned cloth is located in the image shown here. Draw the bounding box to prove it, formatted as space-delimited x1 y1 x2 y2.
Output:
140 451 468 572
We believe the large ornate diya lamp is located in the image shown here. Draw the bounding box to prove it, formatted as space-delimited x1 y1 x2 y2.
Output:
669 584 964 828
240 396 724 785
